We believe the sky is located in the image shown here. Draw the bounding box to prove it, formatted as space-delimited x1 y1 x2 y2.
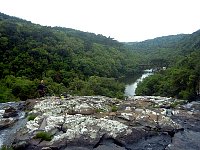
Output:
0 0 200 42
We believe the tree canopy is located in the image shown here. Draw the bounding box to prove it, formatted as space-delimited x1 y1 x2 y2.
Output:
135 32 200 101
0 12 141 102
1 12 200 102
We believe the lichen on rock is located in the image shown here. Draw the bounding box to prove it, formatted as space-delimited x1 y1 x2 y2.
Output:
12 95 188 149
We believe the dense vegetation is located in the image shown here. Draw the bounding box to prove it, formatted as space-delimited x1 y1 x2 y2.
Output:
134 31 200 101
0 12 141 102
1 12 200 102
124 34 189 67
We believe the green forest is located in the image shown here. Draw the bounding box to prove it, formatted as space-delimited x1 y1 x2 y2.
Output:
128 31 200 101
0 12 200 102
0 12 142 102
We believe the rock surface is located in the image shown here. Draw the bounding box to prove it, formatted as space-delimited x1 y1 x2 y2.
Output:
10 95 200 150
3 106 18 118
0 103 23 129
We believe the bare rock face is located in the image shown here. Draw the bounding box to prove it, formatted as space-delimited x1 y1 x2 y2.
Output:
12 96 193 150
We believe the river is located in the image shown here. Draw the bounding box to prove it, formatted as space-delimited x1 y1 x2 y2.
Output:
124 69 153 96
0 102 26 148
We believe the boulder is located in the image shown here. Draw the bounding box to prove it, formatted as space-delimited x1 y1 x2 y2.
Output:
3 106 18 118
166 130 200 150
12 140 29 150
0 118 16 129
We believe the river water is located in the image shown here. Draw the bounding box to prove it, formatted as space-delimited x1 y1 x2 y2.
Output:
124 69 153 96
0 102 26 148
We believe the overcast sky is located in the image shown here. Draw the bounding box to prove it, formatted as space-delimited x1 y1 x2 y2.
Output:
0 0 200 42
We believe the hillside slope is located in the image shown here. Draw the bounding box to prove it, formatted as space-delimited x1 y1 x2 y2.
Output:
135 31 200 100
124 34 189 66
0 12 141 101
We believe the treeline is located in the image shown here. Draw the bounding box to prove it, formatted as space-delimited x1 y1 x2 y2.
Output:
1 12 200 102
0 12 141 102
135 30 200 101
124 34 189 66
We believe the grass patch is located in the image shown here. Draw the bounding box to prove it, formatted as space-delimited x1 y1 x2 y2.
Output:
170 100 187 108
111 105 118 112
0 145 13 150
95 108 106 113
34 131 52 141
27 114 37 121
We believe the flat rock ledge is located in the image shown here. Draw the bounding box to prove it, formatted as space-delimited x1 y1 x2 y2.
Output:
12 96 190 150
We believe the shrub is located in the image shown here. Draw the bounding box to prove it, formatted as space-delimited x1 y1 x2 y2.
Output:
34 131 52 141
95 108 106 113
0 84 18 103
0 145 13 150
111 105 118 112
170 100 187 108
4 75 37 101
27 114 37 121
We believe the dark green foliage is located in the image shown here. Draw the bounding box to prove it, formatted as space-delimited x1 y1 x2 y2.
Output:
111 105 118 112
0 145 13 150
34 131 52 141
135 74 162 96
170 100 187 108
124 34 188 67
131 29 200 101
1 12 200 102
3 76 37 101
0 83 17 103
67 76 125 99
136 51 200 101
27 114 37 121
0 12 139 102
0 75 68 102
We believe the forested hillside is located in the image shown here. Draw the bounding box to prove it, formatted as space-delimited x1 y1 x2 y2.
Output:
1 12 200 102
0 12 141 102
124 34 189 66
135 30 200 101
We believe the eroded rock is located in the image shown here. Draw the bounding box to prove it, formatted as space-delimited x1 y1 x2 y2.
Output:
11 96 198 149
0 118 16 129
3 106 18 118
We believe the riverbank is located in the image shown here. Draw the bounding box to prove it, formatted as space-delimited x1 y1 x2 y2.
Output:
1 95 199 149
0 101 26 148
124 69 153 96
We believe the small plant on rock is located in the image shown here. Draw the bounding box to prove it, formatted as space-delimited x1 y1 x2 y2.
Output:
27 114 37 121
34 131 52 141
111 105 118 112
95 108 106 113
170 100 186 108
0 145 13 150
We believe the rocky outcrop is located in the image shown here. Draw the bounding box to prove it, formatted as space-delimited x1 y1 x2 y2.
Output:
0 105 20 129
3 106 18 118
0 117 16 129
11 95 191 150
